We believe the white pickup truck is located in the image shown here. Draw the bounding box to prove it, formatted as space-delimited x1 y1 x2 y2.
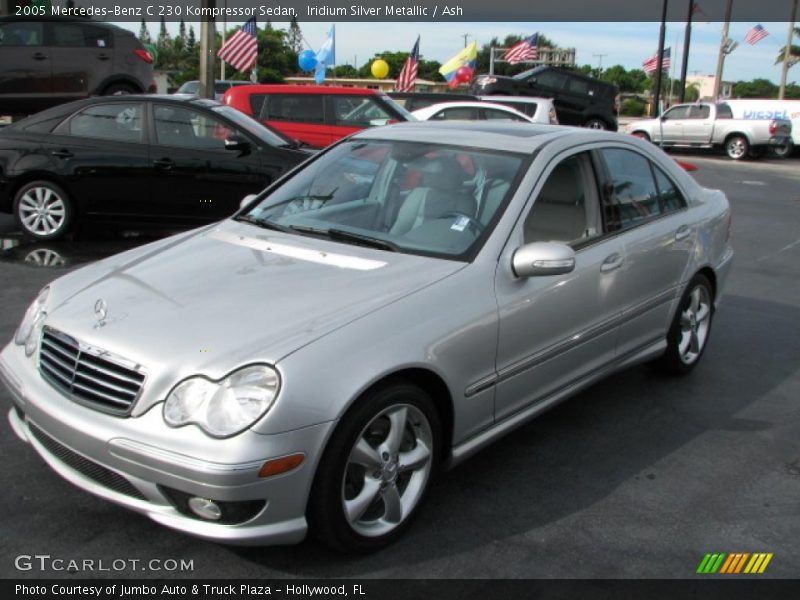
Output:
627 102 792 160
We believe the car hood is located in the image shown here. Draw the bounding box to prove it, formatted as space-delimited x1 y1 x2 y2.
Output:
44 221 465 407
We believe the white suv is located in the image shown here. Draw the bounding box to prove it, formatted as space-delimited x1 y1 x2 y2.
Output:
479 95 558 125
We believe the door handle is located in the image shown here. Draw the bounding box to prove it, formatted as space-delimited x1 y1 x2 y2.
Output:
153 158 174 170
600 253 624 273
51 149 74 159
97 54 110 61
32 52 48 61
675 225 691 241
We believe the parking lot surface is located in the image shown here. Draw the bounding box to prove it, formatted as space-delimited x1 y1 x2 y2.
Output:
1 153 798 578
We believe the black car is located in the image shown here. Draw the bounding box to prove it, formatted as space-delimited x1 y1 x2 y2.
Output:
0 16 156 116
471 66 619 131
0 95 312 240
388 91 478 113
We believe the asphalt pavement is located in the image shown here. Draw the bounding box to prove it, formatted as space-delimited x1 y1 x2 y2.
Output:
1 152 798 579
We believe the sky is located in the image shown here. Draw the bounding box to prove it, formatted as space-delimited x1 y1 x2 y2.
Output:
124 21 798 85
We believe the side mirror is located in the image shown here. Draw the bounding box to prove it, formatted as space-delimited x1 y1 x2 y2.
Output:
239 193 258 209
512 242 576 278
225 134 251 153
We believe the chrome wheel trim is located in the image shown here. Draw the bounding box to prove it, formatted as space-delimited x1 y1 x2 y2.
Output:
342 403 433 538
18 186 66 236
727 138 747 159
678 285 711 365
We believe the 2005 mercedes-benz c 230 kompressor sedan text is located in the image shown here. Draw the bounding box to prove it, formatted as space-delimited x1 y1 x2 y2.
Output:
1 122 733 553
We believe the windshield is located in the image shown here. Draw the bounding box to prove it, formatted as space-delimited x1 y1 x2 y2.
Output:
239 140 526 260
211 105 294 147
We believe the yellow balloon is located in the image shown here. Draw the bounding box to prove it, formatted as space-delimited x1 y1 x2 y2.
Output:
371 59 390 79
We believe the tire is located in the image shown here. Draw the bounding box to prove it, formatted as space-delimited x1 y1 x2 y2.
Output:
653 274 714 375
308 381 441 553
584 118 608 130
102 82 139 96
725 135 749 160
13 180 73 241
632 131 651 142
769 141 793 159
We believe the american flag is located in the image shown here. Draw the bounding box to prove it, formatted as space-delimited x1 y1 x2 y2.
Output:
642 47 671 75
395 36 420 92
744 24 770 45
217 18 258 72
503 33 539 64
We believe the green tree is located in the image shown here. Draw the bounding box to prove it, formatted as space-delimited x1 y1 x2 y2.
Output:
187 26 196 53
732 78 779 97
600 65 648 93
287 16 303 54
176 19 186 50
138 18 151 44
775 27 800 65
354 51 441 82
157 16 169 45
476 34 559 76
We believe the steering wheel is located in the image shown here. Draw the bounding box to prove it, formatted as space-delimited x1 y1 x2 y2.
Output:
439 211 485 234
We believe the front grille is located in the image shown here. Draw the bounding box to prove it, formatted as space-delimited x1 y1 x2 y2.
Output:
28 423 146 500
38 327 145 415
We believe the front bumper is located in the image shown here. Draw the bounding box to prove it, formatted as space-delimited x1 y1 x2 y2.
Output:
0 342 334 546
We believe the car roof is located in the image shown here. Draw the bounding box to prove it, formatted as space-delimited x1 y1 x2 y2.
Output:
413 101 534 121
351 121 595 154
480 96 553 104
225 85 382 97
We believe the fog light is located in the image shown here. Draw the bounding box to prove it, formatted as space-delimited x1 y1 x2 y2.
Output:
187 497 222 521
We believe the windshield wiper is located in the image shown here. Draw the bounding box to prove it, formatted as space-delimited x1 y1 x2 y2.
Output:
235 214 293 233
327 228 399 252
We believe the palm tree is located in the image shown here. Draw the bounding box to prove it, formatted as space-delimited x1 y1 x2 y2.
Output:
775 27 800 65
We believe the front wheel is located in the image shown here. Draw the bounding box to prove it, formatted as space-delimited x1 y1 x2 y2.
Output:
653 274 714 375
725 135 749 160
308 382 440 553
13 181 73 241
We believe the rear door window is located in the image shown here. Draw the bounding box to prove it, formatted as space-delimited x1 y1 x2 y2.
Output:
51 23 112 48
534 70 568 90
263 94 324 124
688 105 711 119
64 103 144 143
154 105 234 150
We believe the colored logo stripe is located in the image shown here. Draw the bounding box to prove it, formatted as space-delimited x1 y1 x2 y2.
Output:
697 553 773 574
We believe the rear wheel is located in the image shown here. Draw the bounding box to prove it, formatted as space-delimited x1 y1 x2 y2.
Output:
653 274 714 375
102 82 138 96
13 181 73 241
584 118 607 130
308 381 440 553
769 141 793 158
725 135 749 160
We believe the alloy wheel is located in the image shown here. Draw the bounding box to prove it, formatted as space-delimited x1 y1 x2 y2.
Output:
341 404 433 538
18 186 67 237
678 284 712 365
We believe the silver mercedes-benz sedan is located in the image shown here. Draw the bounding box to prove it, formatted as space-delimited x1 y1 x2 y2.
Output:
1 122 733 553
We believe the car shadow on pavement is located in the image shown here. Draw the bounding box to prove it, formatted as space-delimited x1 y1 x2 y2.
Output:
225 293 800 575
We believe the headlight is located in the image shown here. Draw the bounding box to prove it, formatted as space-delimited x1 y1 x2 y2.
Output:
15 286 49 356
163 365 280 438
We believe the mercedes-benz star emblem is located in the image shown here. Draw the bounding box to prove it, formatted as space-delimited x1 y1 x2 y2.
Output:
94 299 108 328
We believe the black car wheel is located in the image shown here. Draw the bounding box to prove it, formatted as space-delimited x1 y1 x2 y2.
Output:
769 141 793 159
308 381 441 553
14 181 73 241
584 118 607 130
103 82 139 96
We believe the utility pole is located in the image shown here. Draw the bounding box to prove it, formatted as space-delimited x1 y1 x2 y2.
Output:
592 53 607 77
220 0 227 80
713 0 734 99
653 0 669 116
199 0 216 99
678 0 695 102
779 0 798 100
462 34 469 48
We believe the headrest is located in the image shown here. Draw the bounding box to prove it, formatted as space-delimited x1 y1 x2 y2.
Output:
539 161 582 205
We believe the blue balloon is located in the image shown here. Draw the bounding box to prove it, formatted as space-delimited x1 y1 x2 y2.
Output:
298 50 317 72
